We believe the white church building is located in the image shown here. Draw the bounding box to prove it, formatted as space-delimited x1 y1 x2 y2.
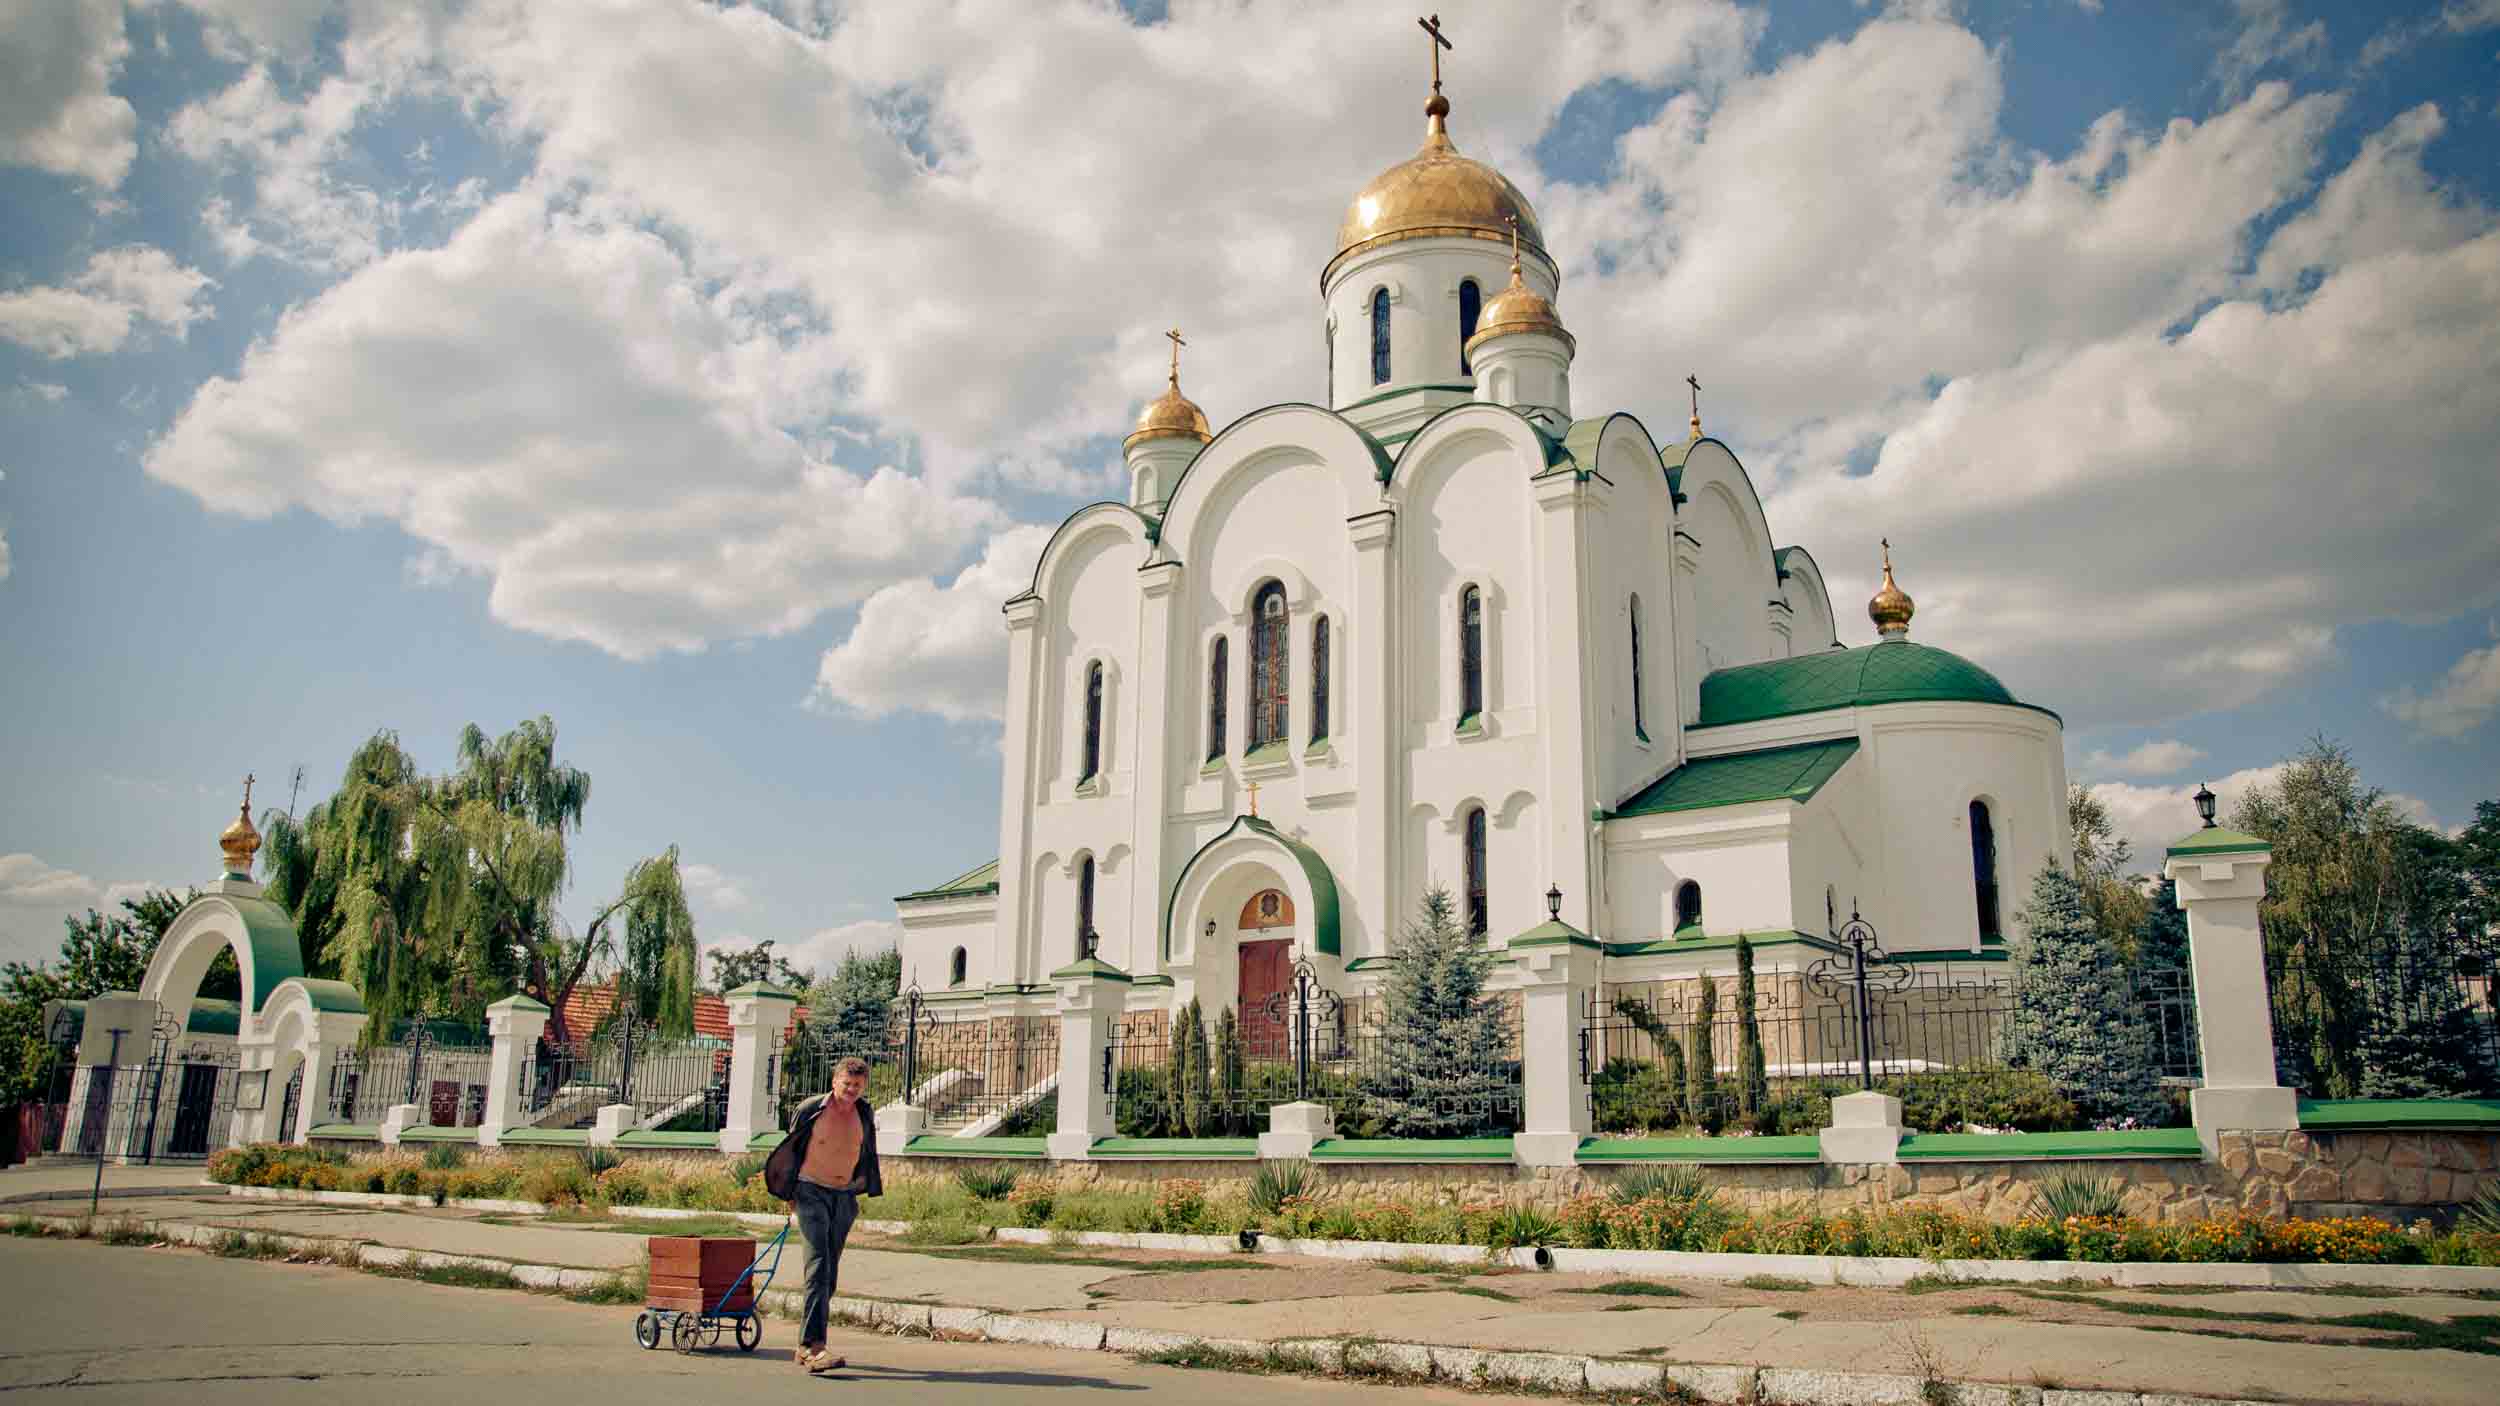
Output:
896 60 2068 1032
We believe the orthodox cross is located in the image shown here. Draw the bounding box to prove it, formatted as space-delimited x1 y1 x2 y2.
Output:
241 772 256 812
1506 212 1520 266
1165 326 1186 385
1686 373 1701 434
1246 778 1261 818
1418 14 1451 94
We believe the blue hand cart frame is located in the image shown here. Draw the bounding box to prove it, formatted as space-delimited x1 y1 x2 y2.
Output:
632 1219 792 1355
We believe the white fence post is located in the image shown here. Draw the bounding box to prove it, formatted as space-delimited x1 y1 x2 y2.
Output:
480 995 550 1150
1509 926 1600 1168
2165 827 2299 1156
1047 956 1127 1160
719 983 799 1155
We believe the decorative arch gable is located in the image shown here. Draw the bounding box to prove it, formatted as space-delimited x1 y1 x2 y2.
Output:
1156 403 1385 555
1161 815 1343 959
1020 502 1157 609
139 893 309 1039
1774 545 1841 651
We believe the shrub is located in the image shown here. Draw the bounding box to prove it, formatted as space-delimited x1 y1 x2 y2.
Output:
1045 1196 1102 1232
955 1165 1022 1201
519 1153 594 1208
2459 1184 2500 1238
385 1164 423 1197
1609 1164 1710 1205
1006 1178 1055 1228
2033 1171 2126 1222
1246 1160 1320 1216
1482 1204 1561 1251
728 1151 771 1185
421 1144 466 1171
578 1145 622 1177
595 1165 654 1207
1347 1199 1418 1245
1268 1192 1331 1238
1150 1179 1208 1233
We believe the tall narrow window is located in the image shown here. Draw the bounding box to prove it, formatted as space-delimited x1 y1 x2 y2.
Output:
1076 855 1096 954
1206 637 1229 761
1310 615 1332 745
1463 807 1489 937
1458 585 1484 723
1458 279 1482 375
1251 582 1289 749
1080 661 1104 783
1370 287 1391 385
949 947 967 988
1629 595 1647 740
1675 881 1702 933
1970 800 2001 941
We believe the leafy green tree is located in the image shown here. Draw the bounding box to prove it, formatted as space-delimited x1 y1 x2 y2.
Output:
261 719 701 1047
705 939 811 993
1367 886 1511 1137
0 888 200 1103
1604 996 1685 1130
1734 937 1769 1118
2069 784 2147 959
2003 860 2168 1125
1686 970 1723 1134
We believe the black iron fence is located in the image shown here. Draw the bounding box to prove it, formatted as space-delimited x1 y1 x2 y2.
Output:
324 1037 494 1127
773 990 1056 1132
2268 919 2500 1099
65 1032 244 1163
1104 966 1523 1138
517 1024 729 1132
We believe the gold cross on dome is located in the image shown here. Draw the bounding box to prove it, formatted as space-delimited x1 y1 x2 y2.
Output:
241 772 255 811
1165 326 1186 385
1686 373 1701 432
1418 14 1451 93
1246 778 1261 818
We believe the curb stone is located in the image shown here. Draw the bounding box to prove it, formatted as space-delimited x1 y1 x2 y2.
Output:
20 1208 2406 1406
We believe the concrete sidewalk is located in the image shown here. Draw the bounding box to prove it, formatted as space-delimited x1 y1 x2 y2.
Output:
10 1186 2491 1406
0 1159 211 1205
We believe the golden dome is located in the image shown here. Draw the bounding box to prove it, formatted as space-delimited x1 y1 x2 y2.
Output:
1125 377 1210 451
219 777 261 874
1868 539 1915 639
1327 95 1547 289
1465 256 1572 358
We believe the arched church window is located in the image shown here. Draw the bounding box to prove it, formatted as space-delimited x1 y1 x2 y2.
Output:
1675 880 1702 934
1370 287 1391 385
1463 806 1489 937
1251 582 1289 749
1970 800 2002 941
1080 660 1104 783
1207 636 1229 761
1458 279 1481 375
1458 585 1484 723
949 947 967 988
1076 855 1096 955
1310 615 1332 745
1629 595 1648 740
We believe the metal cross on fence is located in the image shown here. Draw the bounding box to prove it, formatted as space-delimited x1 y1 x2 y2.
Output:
1260 955 1344 1103
1804 903 1914 1090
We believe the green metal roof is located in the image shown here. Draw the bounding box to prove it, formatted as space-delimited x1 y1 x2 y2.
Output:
1162 815 1343 958
2165 827 2271 859
1611 739 1860 818
1694 641 2054 728
896 859 1000 904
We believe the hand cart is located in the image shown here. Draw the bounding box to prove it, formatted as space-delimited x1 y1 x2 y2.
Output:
632 1221 791 1355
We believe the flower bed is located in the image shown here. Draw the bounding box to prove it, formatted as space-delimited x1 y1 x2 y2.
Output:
208 1143 2500 1268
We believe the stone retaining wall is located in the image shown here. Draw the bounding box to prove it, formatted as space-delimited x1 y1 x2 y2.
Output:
906 1128 2500 1224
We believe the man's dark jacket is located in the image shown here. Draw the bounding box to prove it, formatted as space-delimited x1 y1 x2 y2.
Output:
763 1092 884 1203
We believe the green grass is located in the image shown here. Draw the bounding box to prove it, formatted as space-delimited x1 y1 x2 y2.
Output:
910 1243 1273 1273
1601 1303 1649 1313
1376 1253 1468 1275
96 1219 155 1246
562 1269 647 1305
1737 1275 1812 1292
1954 1304 2015 1317
367 1258 525 1291
899 1215 991 1246
494 1214 771 1239
6 1216 43 1237
1773 1308 1805 1321
1901 1273 2040 1296
1444 1284 1519 1302
2016 1290 2500 1356
1572 1279 1688 1298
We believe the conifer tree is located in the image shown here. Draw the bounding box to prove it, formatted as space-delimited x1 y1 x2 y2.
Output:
1214 1004 1246 1135
2003 860 2168 1124
1368 886 1511 1137
1686 971 1724 1134
2356 915 2496 1099
1735 936 1769 1117
2135 880 2190 973
1166 998 1212 1136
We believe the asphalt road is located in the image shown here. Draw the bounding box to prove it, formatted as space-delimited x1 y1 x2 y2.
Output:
0 1236 1482 1404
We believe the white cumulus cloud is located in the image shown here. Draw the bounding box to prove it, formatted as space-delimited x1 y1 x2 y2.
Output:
812 523 1051 723
2379 625 2500 741
0 0 136 188
782 918 905 984
2081 740 2208 779
0 246 215 359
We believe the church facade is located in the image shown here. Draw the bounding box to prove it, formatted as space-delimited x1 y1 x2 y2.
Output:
896 70 2068 1031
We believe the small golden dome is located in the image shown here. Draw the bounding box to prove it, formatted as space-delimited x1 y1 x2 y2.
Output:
219 777 261 874
1465 257 1573 358
1868 539 1915 639
1328 95 1546 289
1125 377 1210 451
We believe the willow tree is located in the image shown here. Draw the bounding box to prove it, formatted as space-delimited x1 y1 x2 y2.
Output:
261 718 698 1047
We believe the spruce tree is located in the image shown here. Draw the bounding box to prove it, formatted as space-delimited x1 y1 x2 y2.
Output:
2003 860 2168 1125
2356 916 2496 1099
1735 936 1769 1117
1368 886 1511 1137
1686 972 1724 1134
1167 998 1213 1136
2135 880 2190 973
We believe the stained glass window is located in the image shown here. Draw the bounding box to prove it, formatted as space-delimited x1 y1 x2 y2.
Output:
1252 582 1289 748
1459 585 1483 722
1080 660 1103 782
1310 615 1331 745
1207 636 1228 761
1971 801 2001 940
1370 287 1391 385
1464 807 1488 937
1458 279 1481 375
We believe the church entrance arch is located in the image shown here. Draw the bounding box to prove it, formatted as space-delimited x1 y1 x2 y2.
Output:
1236 889 1297 1058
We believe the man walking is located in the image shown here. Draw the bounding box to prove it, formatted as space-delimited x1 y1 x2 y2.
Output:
764 1056 882 1372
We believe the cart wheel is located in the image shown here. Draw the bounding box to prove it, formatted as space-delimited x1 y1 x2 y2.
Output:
735 1316 762 1353
671 1313 702 1354
705 1319 724 1347
633 1312 661 1350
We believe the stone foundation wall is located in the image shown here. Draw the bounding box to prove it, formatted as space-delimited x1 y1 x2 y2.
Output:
900 1128 2500 1225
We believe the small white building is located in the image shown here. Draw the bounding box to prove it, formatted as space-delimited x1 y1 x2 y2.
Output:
896 71 2066 1033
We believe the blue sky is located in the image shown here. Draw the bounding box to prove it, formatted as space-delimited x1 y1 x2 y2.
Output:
4 0 2497 977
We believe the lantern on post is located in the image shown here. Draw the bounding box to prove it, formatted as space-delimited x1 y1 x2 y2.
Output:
2193 782 2218 829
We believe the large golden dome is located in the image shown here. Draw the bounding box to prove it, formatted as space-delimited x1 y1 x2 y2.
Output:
1125 378 1211 451
1327 96 1547 288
